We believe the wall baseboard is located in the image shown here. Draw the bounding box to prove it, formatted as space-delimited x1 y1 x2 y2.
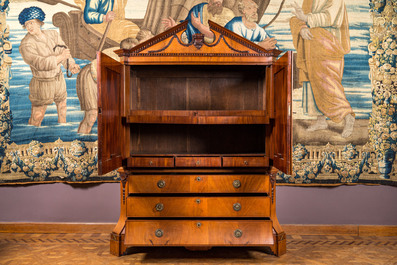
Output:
0 223 396 236
283 225 397 237
0 223 115 234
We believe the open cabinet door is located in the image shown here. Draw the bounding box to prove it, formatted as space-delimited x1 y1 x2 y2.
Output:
271 51 293 175
97 52 124 175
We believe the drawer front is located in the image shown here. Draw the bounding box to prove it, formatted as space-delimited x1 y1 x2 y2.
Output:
175 156 222 167
128 175 270 194
222 156 269 167
126 197 270 217
125 220 274 246
128 157 174 168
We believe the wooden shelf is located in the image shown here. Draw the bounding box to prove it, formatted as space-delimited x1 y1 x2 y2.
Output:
127 110 269 124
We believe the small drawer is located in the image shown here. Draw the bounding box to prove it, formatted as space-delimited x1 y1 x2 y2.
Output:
127 156 174 168
126 196 271 218
222 156 269 167
175 156 221 167
125 220 274 246
128 174 270 194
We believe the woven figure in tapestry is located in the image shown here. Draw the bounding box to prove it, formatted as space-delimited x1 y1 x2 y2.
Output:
80 0 140 43
290 0 355 138
18 6 80 127
225 0 277 50
162 0 235 43
76 31 153 134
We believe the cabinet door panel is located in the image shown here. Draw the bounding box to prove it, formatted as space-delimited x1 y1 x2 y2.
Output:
125 220 274 246
128 174 270 194
126 197 270 217
97 52 125 175
271 51 293 175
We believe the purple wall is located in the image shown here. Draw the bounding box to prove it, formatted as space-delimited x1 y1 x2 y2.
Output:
0 184 396 224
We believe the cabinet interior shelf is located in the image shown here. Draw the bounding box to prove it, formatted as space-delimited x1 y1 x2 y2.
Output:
127 110 270 124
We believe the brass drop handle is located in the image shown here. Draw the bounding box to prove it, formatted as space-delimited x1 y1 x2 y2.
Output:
234 229 243 238
155 203 164 212
233 203 241 211
243 160 248 166
149 160 153 166
196 160 200 166
157 180 166 188
233 180 241 189
155 229 163 238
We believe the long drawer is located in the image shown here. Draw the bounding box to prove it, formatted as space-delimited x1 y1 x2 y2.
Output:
125 220 274 246
126 197 271 217
128 174 270 194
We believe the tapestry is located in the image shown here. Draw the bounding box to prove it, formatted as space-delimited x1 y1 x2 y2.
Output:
0 0 396 186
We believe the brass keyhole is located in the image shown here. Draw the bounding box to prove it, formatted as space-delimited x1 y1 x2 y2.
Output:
155 203 164 212
155 229 163 238
233 203 241 211
157 180 166 188
196 199 201 204
233 180 241 189
234 229 243 238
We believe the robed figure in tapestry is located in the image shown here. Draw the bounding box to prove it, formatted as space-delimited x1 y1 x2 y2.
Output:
290 0 355 138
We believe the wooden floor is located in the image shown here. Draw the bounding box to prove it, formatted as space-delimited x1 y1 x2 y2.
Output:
1 233 397 264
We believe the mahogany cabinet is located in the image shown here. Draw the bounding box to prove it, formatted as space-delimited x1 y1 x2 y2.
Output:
98 21 292 257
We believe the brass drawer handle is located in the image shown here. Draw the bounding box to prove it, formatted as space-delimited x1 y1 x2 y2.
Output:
196 160 200 166
157 180 166 188
155 203 164 212
243 160 248 166
195 176 202 181
196 199 201 204
233 180 241 189
149 160 153 166
233 203 241 211
234 229 243 238
197 222 202 228
155 229 163 238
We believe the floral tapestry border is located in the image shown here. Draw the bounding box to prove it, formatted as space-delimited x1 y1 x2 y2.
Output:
0 139 118 185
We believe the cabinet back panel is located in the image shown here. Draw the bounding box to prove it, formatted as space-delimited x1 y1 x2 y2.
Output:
131 66 265 111
130 124 266 154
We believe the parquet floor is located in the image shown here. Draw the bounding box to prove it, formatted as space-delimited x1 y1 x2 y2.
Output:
0 233 396 264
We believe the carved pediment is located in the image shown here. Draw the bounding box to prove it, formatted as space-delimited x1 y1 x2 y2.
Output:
115 20 282 65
